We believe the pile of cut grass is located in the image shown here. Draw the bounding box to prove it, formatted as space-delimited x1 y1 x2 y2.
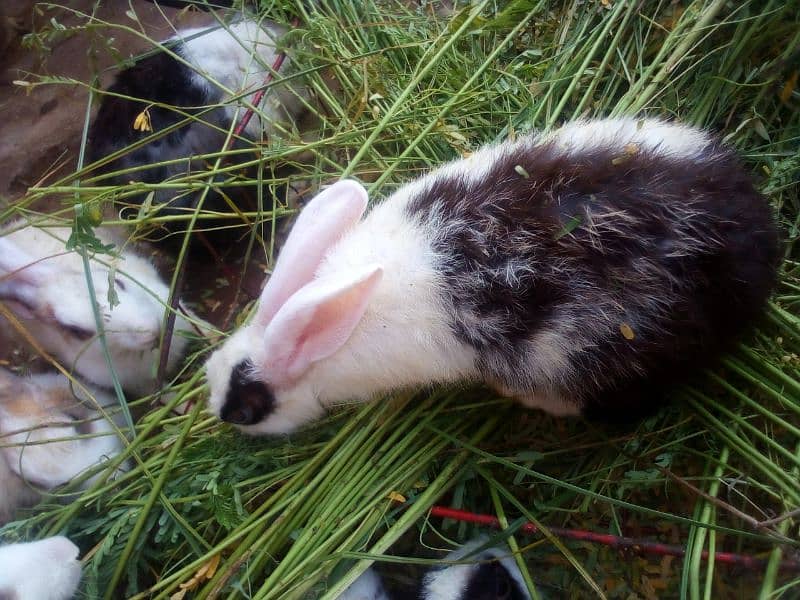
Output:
1 0 799 598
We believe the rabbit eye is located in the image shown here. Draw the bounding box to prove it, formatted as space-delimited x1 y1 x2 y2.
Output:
63 324 95 341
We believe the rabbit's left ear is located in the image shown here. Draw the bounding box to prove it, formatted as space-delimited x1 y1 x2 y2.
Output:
254 180 369 328
260 263 383 385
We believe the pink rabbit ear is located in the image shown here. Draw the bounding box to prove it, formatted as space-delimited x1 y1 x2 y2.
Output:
260 263 383 386
254 180 369 327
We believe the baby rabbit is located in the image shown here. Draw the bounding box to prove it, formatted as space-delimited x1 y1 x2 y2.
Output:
0 224 201 396
0 369 125 524
87 17 304 220
205 117 779 434
0 536 82 600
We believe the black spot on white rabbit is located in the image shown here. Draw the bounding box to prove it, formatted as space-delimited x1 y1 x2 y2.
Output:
86 17 305 228
0 536 82 600
205 117 779 434
0 369 125 524
0 224 204 396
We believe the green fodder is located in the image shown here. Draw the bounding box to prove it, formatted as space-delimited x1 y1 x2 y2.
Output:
1 1 799 598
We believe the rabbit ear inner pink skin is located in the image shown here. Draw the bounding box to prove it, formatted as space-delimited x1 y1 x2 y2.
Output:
261 264 384 385
254 179 369 328
0 536 82 600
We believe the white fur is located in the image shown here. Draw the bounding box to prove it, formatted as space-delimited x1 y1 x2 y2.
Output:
0 536 82 600
420 539 531 600
0 370 126 524
550 117 712 157
175 19 302 139
335 568 390 600
0 225 202 395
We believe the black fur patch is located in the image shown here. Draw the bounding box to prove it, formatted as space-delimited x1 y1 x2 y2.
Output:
406 135 779 418
462 562 528 600
221 360 276 426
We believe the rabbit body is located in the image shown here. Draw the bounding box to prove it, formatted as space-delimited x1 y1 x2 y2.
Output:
0 536 82 600
87 19 304 216
0 370 124 524
0 225 199 395
206 117 779 434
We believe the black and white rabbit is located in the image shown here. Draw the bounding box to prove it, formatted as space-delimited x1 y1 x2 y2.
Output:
336 538 531 600
0 369 125 524
0 536 82 600
0 224 204 395
205 117 779 433
87 17 304 221
418 539 532 600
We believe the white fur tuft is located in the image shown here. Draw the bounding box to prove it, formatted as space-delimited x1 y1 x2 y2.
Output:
0 536 82 600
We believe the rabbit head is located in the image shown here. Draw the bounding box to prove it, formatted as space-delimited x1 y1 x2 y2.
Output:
0 370 126 524
205 180 386 433
419 539 532 600
0 536 82 600
0 225 200 395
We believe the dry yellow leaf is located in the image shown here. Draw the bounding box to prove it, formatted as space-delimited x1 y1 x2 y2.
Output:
387 491 406 503
133 107 152 132
170 554 221 599
620 323 635 340
780 71 798 103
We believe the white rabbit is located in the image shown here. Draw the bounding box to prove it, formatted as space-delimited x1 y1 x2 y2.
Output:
0 224 202 395
0 369 126 524
205 117 779 434
0 536 82 600
87 17 305 220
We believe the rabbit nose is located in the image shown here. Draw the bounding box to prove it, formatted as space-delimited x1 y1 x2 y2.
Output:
220 361 275 426
223 404 256 425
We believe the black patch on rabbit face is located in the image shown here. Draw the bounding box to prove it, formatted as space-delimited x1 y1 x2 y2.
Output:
462 561 528 600
406 134 779 417
221 360 275 426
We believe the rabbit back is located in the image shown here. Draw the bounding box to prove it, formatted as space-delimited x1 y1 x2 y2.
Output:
401 118 779 417
0 536 82 600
